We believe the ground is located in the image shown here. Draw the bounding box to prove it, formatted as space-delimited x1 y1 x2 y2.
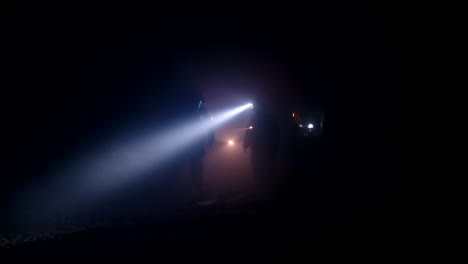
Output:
1 196 400 261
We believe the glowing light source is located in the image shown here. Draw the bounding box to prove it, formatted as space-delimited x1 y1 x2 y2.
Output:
249 126 253 129
20 102 254 217
292 113 295 117
308 123 313 129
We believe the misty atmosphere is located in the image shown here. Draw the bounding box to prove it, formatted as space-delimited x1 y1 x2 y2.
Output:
1 2 399 261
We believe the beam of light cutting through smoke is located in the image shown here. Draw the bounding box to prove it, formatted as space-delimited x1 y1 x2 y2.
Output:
15 103 253 217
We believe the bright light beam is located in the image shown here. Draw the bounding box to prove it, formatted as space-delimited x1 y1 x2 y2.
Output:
20 103 254 213
75 103 253 194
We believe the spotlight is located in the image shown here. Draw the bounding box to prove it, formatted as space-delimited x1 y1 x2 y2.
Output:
23 102 254 215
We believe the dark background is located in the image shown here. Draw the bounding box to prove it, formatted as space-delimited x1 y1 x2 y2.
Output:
1 2 399 256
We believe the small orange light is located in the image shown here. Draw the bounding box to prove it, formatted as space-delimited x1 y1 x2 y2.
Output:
249 126 253 129
292 112 295 117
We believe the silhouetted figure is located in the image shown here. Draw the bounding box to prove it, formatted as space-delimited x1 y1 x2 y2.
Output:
188 96 215 203
280 103 326 209
281 111 303 194
243 101 280 200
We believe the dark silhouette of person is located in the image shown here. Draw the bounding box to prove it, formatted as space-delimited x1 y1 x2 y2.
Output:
188 96 215 203
243 100 280 200
280 102 326 210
